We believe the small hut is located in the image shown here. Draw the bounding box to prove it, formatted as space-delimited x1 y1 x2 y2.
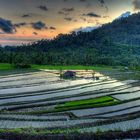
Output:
124 67 129 71
62 71 76 79
95 76 100 80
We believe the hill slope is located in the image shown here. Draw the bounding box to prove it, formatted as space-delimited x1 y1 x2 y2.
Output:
0 12 140 67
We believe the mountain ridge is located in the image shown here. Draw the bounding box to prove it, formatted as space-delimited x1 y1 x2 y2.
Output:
0 12 140 67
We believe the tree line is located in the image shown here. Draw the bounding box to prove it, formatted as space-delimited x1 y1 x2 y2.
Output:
0 12 140 67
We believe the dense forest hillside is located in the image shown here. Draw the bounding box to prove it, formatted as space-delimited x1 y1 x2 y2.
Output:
0 12 140 67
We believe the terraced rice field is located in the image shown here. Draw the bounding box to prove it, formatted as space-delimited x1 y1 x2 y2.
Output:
0 69 139 133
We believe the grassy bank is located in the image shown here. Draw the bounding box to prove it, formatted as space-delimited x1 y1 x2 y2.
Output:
31 64 115 70
56 96 117 110
0 63 14 70
0 128 140 140
27 96 119 115
0 63 117 71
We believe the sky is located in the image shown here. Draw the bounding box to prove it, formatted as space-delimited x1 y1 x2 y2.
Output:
0 0 140 46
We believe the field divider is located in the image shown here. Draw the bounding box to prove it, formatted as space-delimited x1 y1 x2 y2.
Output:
0 81 138 109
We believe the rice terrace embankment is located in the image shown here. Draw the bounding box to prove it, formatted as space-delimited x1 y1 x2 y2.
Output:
0 66 139 140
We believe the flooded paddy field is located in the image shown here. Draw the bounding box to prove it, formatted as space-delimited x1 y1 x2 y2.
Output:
0 69 139 133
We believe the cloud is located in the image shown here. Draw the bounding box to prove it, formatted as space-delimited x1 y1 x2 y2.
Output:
58 7 74 17
62 8 74 12
33 32 38 35
79 0 91 8
58 8 74 16
58 11 69 16
0 17 16 34
98 0 105 5
98 0 108 12
64 17 73 21
22 13 45 18
133 0 140 10
79 0 87 2
14 22 27 28
50 26 56 30
78 0 106 10
83 12 101 18
80 17 87 21
31 21 47 30
103 15 109 18
38 5 48 11
79 0 105 5
22 14 30 18
72 26 99 33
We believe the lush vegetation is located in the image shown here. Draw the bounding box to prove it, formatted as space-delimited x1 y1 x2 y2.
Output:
0 12 140 140
31 64 115 70
29 96 119 115
0 128 140 140
56 96 116 109
0 63 117 71
0 63 14 70
0 13 140 67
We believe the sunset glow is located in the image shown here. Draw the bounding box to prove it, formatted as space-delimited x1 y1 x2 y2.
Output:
0 0 138 46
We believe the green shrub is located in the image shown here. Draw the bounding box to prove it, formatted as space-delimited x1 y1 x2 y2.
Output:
13 63 31 69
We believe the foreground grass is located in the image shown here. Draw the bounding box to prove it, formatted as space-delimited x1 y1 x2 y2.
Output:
0 128 140 140
0 127 80 135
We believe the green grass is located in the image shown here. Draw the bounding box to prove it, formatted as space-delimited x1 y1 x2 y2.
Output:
0 63 117 71
56 96 114 109
28 96 119 115
55 96 119 111
0 63 39 76
0 63 14 70
0 63 139 71
31 64 115 70
54 100 119 112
